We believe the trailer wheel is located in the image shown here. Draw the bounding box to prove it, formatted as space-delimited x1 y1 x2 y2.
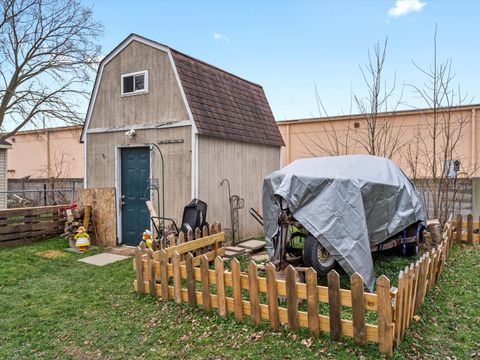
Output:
303 234 337 274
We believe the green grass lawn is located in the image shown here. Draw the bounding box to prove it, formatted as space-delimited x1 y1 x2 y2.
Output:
0 237 478 359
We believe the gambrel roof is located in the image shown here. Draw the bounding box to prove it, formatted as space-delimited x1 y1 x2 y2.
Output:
81 34 284 147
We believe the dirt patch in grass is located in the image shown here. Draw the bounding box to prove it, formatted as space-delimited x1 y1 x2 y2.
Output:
35 250 65 259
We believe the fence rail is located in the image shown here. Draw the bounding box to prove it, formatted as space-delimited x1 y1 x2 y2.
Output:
0 205 67 247
133 215 459 356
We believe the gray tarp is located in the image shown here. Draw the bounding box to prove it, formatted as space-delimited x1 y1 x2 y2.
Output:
262 155 425 291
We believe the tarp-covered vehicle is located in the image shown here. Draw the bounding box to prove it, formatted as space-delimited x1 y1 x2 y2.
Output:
262 155 426 291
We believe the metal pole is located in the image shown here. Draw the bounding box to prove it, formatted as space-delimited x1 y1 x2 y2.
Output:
149 143 165 226
220 178 235 245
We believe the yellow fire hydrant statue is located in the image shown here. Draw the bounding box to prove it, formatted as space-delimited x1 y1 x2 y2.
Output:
143 229 153 248
74 226 91 252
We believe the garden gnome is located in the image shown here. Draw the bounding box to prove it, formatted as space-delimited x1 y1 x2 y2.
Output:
74 226 90 252
143 229 153 248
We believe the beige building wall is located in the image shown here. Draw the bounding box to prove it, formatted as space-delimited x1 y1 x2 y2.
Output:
278 106 480 178
0 149 7 209
197 135 281 239
6 126 83 179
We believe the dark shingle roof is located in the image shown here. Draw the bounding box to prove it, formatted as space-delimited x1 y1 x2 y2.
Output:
0 139 11 146
171 50 284 147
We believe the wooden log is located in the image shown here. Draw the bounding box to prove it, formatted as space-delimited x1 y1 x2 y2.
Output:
200 255 211 311
231 258 243 321
455 214 463 243
135 247 144 294
285 265 299 331
377 275 393 356
265 262 280 330
186 253 196 306
159 249 169 300
215 257 227 316
327 270 341 341
467 213 474 244
172 252 182 304
306 267 319 336
247 261 261 326
350 272 366 344
147 248 156 297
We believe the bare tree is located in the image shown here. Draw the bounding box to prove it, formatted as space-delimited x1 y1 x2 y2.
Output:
353 38 405 159
0 0 102 139
301 38 405 159
404 25 474 222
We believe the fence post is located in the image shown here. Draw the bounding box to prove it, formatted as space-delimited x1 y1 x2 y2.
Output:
327 270 341 341
306 268 320 336
350 272 366 344
200 255 211 311
147 248 156 297
265 262 280 330
215 256 227 316
159 249 169 300
247 261 261 326
285 265 299 331
377 275 393 356
231 258 243 322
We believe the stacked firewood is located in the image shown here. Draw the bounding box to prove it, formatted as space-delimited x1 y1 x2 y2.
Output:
62 206 95 246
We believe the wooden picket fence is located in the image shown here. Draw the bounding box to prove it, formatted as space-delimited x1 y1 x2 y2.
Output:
133 215 461 356
0 205 67 248
452 213 480 244
392 215 455 347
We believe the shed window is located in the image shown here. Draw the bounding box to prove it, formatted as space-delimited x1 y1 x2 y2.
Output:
121 70 148 96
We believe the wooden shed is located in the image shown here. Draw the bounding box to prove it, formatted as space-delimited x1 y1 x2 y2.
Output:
81 34 283 246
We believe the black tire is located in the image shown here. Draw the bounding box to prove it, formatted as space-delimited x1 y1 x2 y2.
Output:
404 242 419 256
303 233 337 274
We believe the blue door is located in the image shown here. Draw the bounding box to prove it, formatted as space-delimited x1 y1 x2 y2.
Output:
121 147 150 246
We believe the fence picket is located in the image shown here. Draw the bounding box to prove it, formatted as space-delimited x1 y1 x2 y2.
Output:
159 249 169 300
186 253 196 306
231 258 243 321
178 232 185 244
327 270 341 341
215 257 227 316
377 275 393 356
147 248 156 297
135 246 144 294
467 213 473 244
395 270 405 346
247 261 261 326
306 268 320 336
400 265 410 340
172 251 182 304
285 265 299 331
351 272 366 344
265 262 280 330
195 227 202 240
455 214 463 243
410 260 421 319
187 229 193 242
200 255 211 311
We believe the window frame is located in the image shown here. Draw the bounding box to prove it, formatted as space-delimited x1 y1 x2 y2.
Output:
121 70 149 97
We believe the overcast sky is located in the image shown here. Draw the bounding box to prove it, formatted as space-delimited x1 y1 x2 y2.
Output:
86 0 480 121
